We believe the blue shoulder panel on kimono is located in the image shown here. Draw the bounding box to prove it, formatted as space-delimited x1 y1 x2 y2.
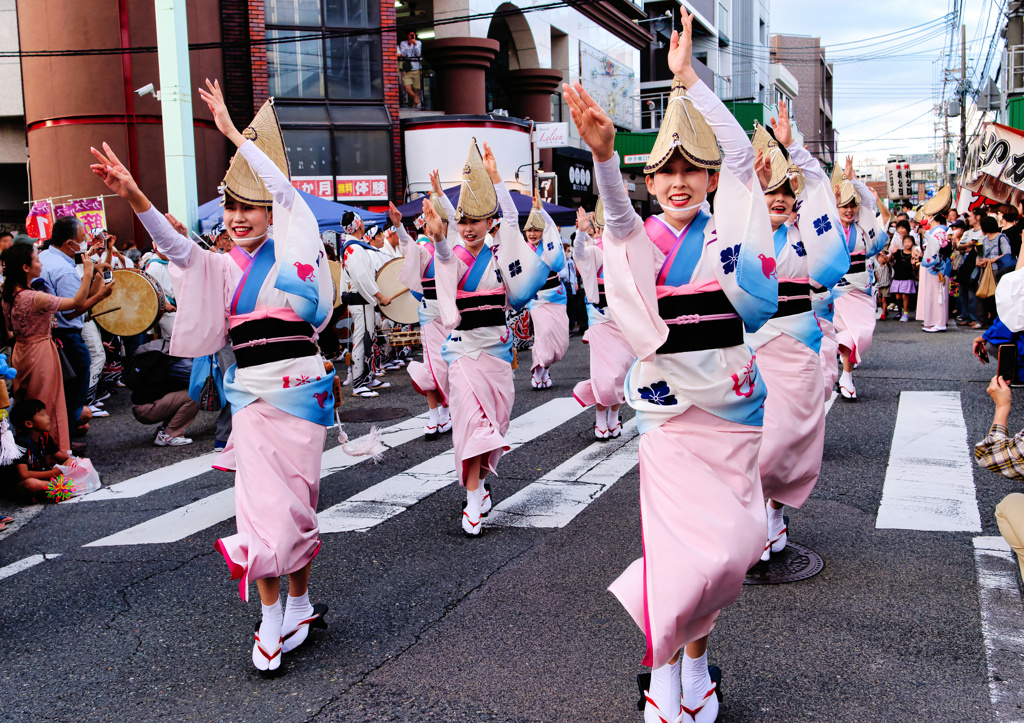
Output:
504 249 552 311
233 239 277 316
731 238 779 333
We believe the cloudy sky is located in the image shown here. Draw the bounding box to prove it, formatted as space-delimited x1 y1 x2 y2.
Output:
767 0 1002 165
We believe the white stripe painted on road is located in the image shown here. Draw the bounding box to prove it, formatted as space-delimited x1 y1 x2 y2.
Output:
0 553 61 581
488 419 640 528
973 536 1024 720
875 391 981 532
71 414 430 504
318 397 585 533
84 489 236 547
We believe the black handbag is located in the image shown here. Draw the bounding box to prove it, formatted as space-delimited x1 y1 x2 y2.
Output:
56 339 76 382
197 356 221 412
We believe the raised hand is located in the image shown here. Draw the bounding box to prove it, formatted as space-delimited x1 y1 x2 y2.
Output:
532 188 542 210
197 79 244 146
388 202 403 228
770 99 793 147
667 10 699 87
90 142 149 212
576 206 589 231
754 148 772 192
429 169 443 197
165 213 189 237
562 82 615 162
81 254 95 279
421 197 444 242
481 142 502 184
844 155 855 181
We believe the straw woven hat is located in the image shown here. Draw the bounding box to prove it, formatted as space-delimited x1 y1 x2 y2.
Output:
786 164 806 198
644 82 723 174
830 165 859 207
919 185 952 217
525 208 545 231
751 124 799 195
594 197 605 229
455 139 498 221
221 98 290 207
430 192 448 221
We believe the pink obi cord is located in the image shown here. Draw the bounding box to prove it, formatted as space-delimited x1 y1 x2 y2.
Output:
232 334 314 351
664 312 740 325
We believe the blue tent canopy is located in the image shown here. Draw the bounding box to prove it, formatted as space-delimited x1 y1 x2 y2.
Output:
198 191 387 235
394 186 578 227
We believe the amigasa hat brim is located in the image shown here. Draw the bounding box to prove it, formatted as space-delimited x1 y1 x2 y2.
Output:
524 208 545 231
919 185 952 217
594 197 605 229
751 124 798 195
644 81 723 174
455 139 499 221
221 98 290 207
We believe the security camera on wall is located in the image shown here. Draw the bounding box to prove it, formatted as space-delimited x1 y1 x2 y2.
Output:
135 83 161 100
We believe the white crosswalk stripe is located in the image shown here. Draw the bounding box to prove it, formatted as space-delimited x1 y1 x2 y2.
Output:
71 413 431 504
973 536 1024 719
487 419 640 528
876 391 981 532
0 554 61 581
318 398 583 533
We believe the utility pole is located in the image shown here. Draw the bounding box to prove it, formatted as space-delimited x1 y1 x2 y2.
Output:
155 0 199 230
959 23 967 187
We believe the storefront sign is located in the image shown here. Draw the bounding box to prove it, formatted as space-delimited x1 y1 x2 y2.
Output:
292 176 335 199
54 197 106 237
537 173 558 205
533 123 569 148
623 154 649 166
336 175 389 202
566 163 592 193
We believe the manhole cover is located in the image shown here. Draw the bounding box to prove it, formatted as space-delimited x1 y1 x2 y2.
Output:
336 408 408 423
743 541 824 585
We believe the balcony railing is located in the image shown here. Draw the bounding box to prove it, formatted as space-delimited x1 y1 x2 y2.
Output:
398 57 439 111
1004 45 1024 95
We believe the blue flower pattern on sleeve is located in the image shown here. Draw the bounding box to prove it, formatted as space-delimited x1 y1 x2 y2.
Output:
791 240 806 257
720 244 741 275
813 214 832 236
638 381 677 406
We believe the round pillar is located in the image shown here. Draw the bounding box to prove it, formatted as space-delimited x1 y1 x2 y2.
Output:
423 38 500 116
504 68 565 172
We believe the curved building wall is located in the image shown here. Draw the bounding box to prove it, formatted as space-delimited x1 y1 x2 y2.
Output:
17 0 227 245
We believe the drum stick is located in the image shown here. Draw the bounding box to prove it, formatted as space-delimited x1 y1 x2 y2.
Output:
90 306 122 318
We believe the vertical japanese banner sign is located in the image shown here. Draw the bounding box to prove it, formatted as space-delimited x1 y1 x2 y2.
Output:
25 199 55 239
54 197 107 237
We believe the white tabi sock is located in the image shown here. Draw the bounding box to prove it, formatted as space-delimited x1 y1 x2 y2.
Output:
645 657 681 722
438 405 450 424
681 650 717 720
595 407 608 430
608 407 620 428
839 370 853 388
282 591 315 653
767 502 785 538
532 366 544 384
542 367 551 382
254 599 283 669
428 406 439 425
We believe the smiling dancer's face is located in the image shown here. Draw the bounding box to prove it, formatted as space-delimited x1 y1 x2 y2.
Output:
223 197 271 250
645 152 719 230
765 187 796 231
838 202 857 227
458 217 491 252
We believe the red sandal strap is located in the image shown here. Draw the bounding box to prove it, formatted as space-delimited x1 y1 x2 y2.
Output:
642 693 676 723
253 632 282 661
681 682 717 717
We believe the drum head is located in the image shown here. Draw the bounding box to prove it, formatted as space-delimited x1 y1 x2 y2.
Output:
376 258 420 325
329 260 342 308
91 268 164 336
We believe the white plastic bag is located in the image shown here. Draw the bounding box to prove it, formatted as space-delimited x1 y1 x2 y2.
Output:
57 458 103 498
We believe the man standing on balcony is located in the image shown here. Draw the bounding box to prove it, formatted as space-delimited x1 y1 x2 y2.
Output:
399 31 423 109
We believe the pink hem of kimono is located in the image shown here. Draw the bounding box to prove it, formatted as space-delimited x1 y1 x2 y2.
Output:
607 407 765 669
572 320 633 408
529 302 569 370
406 317 450 405
448 354 514 487
819 317 839 396
755 334 825 508
833 289 875 365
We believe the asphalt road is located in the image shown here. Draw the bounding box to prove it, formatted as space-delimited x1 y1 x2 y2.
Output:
0 315 1019 722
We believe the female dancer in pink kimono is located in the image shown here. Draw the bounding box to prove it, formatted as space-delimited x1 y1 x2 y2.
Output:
916 187 953 332
421 140 553 536
564 11 778 721
523 192 569 388
832 157 888 400
90 80 337 672
390 170 456 437
572 206 636 439
745 104 849 561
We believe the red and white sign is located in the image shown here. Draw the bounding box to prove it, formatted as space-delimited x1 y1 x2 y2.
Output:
336 175 389 202
25 199 54 239
292 176 335 199
533 122 569 149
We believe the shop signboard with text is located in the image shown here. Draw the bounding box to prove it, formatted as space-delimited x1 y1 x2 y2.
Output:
292 176 335 199
336 176 389 202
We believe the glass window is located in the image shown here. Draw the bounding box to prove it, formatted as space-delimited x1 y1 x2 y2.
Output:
276 105 331 123
327 36 383 100
268 30 325 99
328 105 390 124
284 129 333 175
265 0 321 26
718 3 728 30
333 129 391 175
325 0 380 28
